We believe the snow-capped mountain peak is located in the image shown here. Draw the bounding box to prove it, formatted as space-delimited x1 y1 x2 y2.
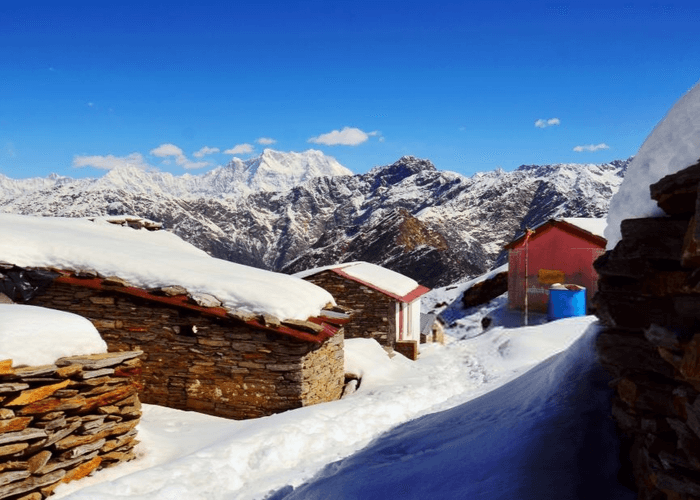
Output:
222 149 352 195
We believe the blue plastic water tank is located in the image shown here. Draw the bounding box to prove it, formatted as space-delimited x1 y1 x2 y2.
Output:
548 285 586 320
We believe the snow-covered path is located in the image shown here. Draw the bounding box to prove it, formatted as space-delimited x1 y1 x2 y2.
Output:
55 311 608 500
273 323 635 500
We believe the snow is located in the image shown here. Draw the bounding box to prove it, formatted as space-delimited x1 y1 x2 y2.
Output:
606 80 700 248
295 261 421 297
0 214 334 321
420 265 524 339
560 217 607 239
0 304 107 366
340 261 421 297
53 293 628 500
278 322 632 500
229 149 352 195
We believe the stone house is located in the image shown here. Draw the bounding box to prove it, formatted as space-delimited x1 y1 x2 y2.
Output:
297 262 430 360
504 218 607 313
0 214 348 420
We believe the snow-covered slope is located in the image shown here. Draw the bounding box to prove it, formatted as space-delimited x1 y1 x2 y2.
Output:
0 155 628 288
606 79 700 248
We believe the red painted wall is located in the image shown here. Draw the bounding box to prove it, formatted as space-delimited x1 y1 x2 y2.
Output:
507 225 605 312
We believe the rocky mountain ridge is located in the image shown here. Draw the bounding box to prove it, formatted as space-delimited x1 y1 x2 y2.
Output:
0 152 629 287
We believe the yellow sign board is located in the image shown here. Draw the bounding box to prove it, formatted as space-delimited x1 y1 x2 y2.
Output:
538 269 565 284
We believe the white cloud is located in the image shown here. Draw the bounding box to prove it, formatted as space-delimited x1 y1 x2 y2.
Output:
573 143 610 152
256 137 276 145
308 127 378 146
535 118 561 128
150 143 185 158
193 146 220 158
72 153 150 170
224 144 255 155
150 143 210 170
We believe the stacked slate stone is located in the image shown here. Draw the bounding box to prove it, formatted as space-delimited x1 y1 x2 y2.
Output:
595 159 700 500
0 351 142 499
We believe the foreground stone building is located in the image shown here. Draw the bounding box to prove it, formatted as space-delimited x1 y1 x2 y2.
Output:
298 262 429 360
0 215 348 420
595 160 700 499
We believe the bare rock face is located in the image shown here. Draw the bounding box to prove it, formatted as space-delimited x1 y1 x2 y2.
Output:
461 271 508 310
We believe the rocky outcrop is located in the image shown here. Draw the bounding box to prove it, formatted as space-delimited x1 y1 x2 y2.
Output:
461 271 508 309
0 351 142 499
595 160 700 499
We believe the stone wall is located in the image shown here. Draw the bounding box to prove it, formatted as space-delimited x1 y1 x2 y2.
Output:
29 282 344 420
303 271 396 347
0 351 142 499
595 160 700 500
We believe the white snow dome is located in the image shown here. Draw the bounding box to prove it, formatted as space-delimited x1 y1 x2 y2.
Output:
0 304 107 367
605 80 700 249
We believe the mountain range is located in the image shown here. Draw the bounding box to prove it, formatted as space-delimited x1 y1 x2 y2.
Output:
0 150 629 287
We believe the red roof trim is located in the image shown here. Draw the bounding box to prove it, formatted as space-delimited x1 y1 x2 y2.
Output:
331 268 430 303
504 219 606 250
54 274 338 343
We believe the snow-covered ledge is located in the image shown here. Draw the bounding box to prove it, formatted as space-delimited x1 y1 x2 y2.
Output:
0 304 143 499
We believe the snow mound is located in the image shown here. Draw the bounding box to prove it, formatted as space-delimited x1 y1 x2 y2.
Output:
606 80 700 248
0 304 107 366
343 338 412 389
0 214 334 321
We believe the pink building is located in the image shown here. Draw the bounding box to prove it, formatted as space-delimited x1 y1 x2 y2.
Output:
505 218 607 313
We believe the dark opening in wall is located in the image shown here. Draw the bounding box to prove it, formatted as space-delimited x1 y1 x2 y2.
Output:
173 324 197 337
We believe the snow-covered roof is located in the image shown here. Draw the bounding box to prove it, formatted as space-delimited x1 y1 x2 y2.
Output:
558 218 607 239
0 214 334 322
505 218 607 249
0 304 107 366
295 261 429 302
606 79 700 249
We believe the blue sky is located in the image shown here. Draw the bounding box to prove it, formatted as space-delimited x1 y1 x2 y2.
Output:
1 1 699 179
